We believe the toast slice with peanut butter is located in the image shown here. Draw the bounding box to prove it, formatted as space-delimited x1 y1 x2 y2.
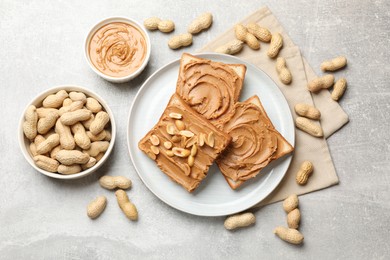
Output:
138 94 231 193
176 53 246 129
216 95 294 190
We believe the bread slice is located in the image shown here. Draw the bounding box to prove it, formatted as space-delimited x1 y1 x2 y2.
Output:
226 64 247 99
216 95 294 190
176 53 247 129
138 94 231 193
229 65 247 91
246 95 294 160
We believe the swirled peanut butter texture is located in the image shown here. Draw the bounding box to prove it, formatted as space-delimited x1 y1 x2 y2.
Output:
217 101 277 179
139 54 293 192
217 95 294 189
176 53 246 129
89 22 147 77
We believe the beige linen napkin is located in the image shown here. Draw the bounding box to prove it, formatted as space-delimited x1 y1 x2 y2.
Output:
198 6 349 206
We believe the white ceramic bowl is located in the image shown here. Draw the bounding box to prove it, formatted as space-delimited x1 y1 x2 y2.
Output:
18 85 116 180
84 17 151 83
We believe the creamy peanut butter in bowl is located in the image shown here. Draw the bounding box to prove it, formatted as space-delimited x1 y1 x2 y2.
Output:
85 17 151 83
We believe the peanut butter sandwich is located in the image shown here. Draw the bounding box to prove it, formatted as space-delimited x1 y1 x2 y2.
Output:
138 94 231 192
176 53 246 129
216 95 294 189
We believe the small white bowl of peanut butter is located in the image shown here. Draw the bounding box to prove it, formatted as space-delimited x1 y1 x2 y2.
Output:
85 17 151 83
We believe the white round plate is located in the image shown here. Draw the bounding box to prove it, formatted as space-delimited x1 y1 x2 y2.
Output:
127 53 294 217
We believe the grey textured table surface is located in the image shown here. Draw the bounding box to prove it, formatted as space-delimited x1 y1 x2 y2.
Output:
1 0 389 259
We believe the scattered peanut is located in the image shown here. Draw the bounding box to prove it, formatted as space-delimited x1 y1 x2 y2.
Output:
296 161 314 185
190 145 197 156
187 12 213 34
307 74 335 92
180 136 187 147
188 155 195 167
168 33 193 49
198 133 206 147
267 33 283 58
175 120 185 131
34 135 46 146
164 141 172 149
82 114 94 130
246 23 272 42
224 212 256 230
55 119 76 150
166 123 177 135
56 150 90 165
81 157 97 170
115 190 138 221
50 145 61 159
144 17 175 33
274 226 304 245
206 132 215 147
179 130 194 138
58 164 82 174
69 91 87 103
172 147 190 157
60 109 92 126
169 112 182 119
62 98 73 107
42 90 68 108
235 24 260 50
23 105 38 140
85 97 102 113
215 40 244 55
29 142 38 157
294 103 321 120
36 108 58 118
295 117 324 137
283 194 299 213
37 111 59 134
171 135 181 143
166 150 174 157
36 133 60 155
321 56 347 72
331 78 347 101
34 155 59 172
87 130 106 142
150 145 160 155
90 111 110 135
87 196 107 219
150 135 160 146
30 135 45 157
99 176 132 190
276 57 292 85
287 208 301 229
58 100 84 116
71 122 91 150
84 141 110 157
94 152 105 162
